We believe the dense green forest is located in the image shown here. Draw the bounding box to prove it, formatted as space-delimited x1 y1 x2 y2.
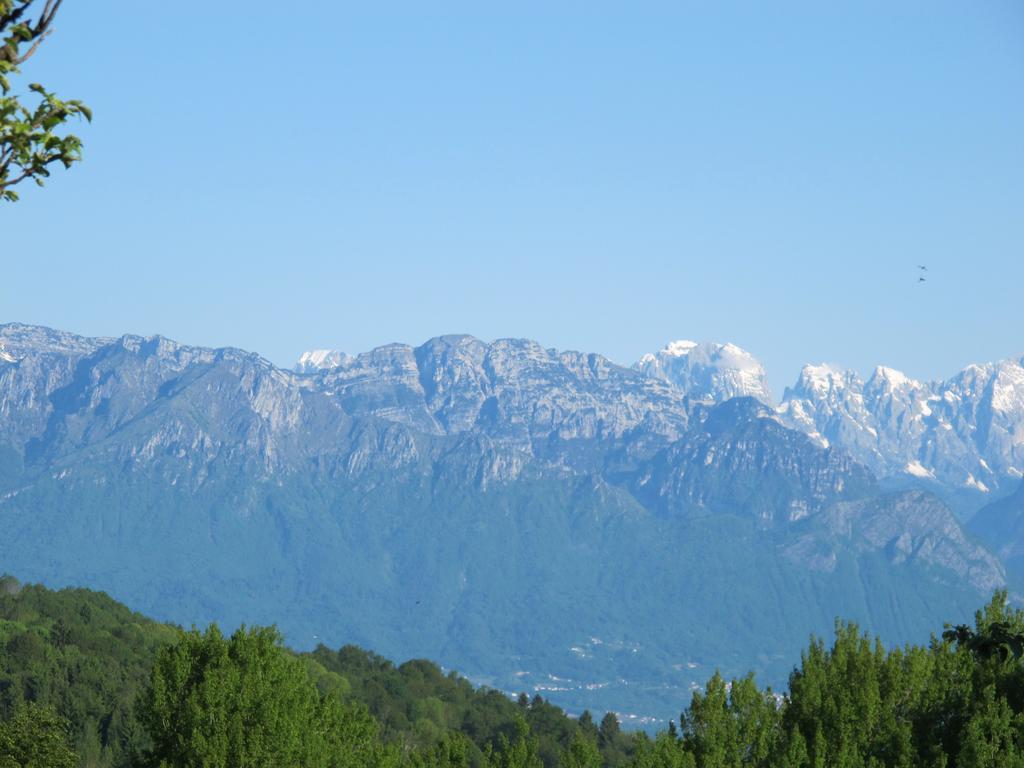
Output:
0 577 632 768
1 575 1023 767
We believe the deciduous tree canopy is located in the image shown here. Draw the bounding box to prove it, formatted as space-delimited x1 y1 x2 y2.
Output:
0 0 90 202
3 580 1024 767
0 702 78 768
138 624 392 768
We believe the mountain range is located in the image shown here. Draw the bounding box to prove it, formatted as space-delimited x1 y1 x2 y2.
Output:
301 336 1024 511
639 341 1024 504
0 323 1020 723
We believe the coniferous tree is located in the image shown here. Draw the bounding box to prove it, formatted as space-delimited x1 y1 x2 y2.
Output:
577 711 598 742
598 713 620 749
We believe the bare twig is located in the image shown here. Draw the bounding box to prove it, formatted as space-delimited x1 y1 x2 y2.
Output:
35 0 61 35
13 25 50 63
0 166 35 190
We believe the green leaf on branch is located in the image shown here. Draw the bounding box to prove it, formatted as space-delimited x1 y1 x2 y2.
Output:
0 0 89 202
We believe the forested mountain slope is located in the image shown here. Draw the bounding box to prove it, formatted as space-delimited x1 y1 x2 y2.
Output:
0 578 631 768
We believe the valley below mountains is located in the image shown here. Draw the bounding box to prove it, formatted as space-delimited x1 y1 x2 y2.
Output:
1 323 1022 723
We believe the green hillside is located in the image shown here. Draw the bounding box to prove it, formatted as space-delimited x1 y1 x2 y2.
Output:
0 577 631 768
3 576 1024 767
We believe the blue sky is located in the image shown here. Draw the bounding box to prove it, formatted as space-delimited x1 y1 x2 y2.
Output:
2 1 1022 392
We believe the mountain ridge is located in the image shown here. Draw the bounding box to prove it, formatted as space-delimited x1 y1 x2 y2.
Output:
298 333 1024 505
0 321 1012 720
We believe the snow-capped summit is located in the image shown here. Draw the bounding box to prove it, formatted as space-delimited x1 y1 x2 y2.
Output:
663 339 699 357
634 340 772 404
791 363 858 398
778 365 872 453
295 349 349 374
779 355 1024 496
869 365 917 392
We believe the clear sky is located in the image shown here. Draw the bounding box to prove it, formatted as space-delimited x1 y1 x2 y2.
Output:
2 1 1022 394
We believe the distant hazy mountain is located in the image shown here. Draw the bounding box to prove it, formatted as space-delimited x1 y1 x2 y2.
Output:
0 323 1009 723
969 479 1024 585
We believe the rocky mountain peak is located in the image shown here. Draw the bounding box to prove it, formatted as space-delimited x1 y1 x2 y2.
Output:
13 321 1024 509
864 365 923 395
789 363 861 398
310 335 692 453
0 322 111 358
634 340 772 404
778 354 1024 499
295 348 350 373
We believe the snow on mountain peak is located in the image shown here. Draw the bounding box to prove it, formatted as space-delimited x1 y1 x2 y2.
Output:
663 340 698 357
635 340 771 404
780 354 1024 494
802 363 842 378
794 363 853 396
295 349 349 373
868 365 919 391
